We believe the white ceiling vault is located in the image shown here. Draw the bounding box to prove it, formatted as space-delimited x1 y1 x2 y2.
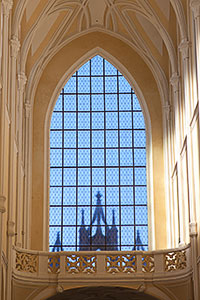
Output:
11 0 188 103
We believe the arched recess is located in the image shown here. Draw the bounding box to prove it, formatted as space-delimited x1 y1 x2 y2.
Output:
45 50 152 252
45 286 160 300
31 31 166 251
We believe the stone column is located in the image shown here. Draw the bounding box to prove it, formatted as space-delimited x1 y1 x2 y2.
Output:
189 222 199 300
170 73 181 154
179 39 191 130
0 196 6 300
16 73 27 248
9 37 20 247
23 102 31 249
169 73 181 247
190 0 200 106
0 0 13 197
6 220 15 300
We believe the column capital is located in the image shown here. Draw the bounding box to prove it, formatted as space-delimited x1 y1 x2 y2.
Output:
190 0 200 18
2 0 13 17
0 196 6 213
189 222 198 236
170 72 180 93
10 36 20 58
179 39 191 60
7 221 15 237
17 73 27 92
24 102 32 118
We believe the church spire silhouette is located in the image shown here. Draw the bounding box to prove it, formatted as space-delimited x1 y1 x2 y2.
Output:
52 232 63 252
79 191 118 251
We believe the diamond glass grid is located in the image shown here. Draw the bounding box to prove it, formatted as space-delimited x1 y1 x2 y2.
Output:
49 56 148 251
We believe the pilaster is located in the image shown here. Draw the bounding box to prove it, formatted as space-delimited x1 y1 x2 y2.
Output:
0 0 13 197
189 222 199 300
179 39 192 132
23 101 31 248
0 196 6 300
15 73 27 248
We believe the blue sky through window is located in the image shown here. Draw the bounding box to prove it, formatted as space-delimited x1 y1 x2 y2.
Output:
49 55 148 251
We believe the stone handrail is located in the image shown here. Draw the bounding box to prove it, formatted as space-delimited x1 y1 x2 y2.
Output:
12 244 191 283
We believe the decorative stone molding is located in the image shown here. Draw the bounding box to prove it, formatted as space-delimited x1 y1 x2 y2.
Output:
66 255 96 274
10 36 20 58
142 255 155 273
0 75 3 91
2 0 13 17
189 222 198 236
106 254 136 273
17 73 27 92
190 0 200 19
179 39 191 60
138 283 146 293
56 285 64 294
48 255 60 274
163 104 173 121
170 72 180 93
7 221 15 237
0 195 6 213
24 103 32 118
165 250 187 271
16 251 38 273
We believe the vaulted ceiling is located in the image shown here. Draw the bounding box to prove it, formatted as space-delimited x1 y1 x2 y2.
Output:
11 0 188 102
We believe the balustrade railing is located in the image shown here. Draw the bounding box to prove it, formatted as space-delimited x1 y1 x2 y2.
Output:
13 245 191 282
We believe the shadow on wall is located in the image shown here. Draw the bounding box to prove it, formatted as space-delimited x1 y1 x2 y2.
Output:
46 286 159 300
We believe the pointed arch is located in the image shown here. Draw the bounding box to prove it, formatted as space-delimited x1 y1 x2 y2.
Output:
30 33 166 250
43 49 154 251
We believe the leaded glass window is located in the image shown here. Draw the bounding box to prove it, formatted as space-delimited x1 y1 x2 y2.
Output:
49 55 148 251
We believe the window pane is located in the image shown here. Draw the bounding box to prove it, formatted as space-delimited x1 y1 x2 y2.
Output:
64 76 76 93
78 77 90 93
119 94 131 111
106 131 118 147
78 95 90 111
105 94 117 111
51 113 62 129
106 187 119 205
78 187 90 205
92 131 104 148
64 95 76 111
78 131 90 148
78 113 90 129
106 149 118 166
64 113 76 129
92 94 104 111
106 112 118 129
92 112 104 129
64 168 76 186
64 149 76 167
91 77 103 93
50 56 148 251
63 187 76 205
92 149 104 166
64 131 76 148
78 168 90 185
105 77 117 93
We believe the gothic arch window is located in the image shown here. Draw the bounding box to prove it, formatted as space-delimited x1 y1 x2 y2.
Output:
49 55 148 251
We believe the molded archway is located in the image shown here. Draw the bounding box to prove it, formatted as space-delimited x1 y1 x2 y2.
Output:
31 31 166 250
46 286 160 300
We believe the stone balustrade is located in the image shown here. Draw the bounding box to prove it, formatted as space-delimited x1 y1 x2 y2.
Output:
12 244 191 283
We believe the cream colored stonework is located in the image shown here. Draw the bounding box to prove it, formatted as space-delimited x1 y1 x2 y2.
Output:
0 0 200 299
